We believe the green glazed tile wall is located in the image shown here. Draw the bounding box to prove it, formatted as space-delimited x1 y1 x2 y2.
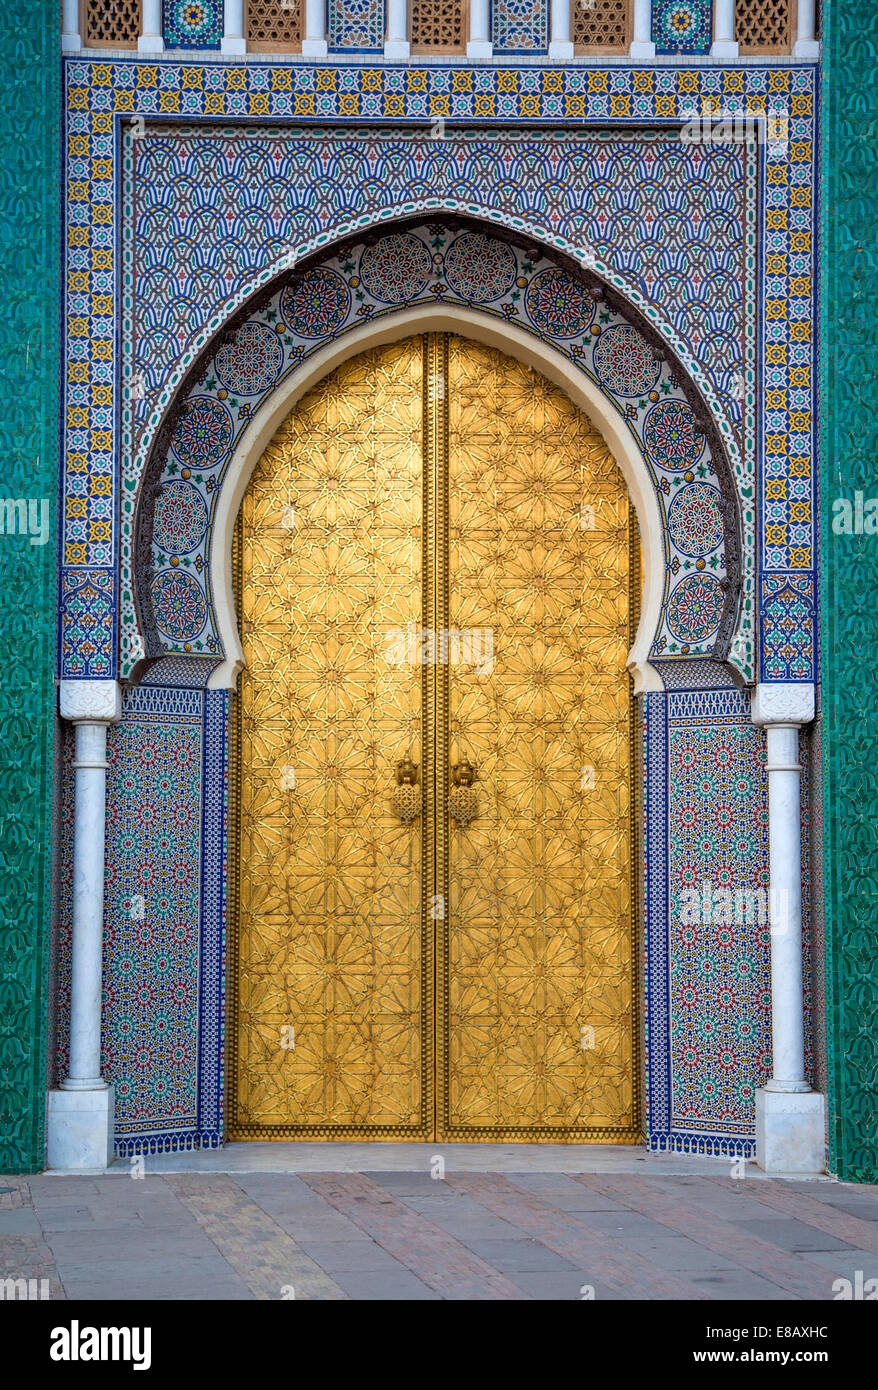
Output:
0 0 58 1172
821 0 878 1182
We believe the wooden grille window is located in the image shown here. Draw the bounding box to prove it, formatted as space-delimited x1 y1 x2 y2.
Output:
246 0 304 50
410 0 467 51
83 0 141 46
737 0 794 53
572 0 630 53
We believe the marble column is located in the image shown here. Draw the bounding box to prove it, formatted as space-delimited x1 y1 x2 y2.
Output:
794 0 820 58
467 0 492 59
302 0 328 55
221 0 246 54
138 0 165 52
385 0 410 59
751 683 825 1172
47 681 121 1171
630 0 655 58
548 0 574 60
62 0 82 51
711 0 738 58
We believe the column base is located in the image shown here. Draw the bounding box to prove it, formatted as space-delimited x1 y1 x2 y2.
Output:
47 1087 115 1171
301 39 328 57
756 1088 825 1173
221 36 247 54
466 40 493 60
629 41 656 59
61 34 82 52
137 35 165 53
548 40 574 60
794 39 821 60
384 40 410 59
710 40 739 59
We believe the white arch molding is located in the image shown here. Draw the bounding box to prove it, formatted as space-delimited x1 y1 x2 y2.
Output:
205 305 668 694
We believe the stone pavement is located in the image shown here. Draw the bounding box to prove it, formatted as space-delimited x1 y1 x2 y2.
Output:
2 1154 878 1300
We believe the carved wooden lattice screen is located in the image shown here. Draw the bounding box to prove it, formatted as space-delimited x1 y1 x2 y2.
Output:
410 0 467 51
737 0 793 52
83 0 141 46
245 0 304 50
572 0 631 52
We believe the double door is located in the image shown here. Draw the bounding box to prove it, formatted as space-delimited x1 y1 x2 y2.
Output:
230 333 637 1141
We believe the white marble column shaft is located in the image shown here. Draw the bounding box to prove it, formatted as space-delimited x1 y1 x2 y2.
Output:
549 0 573 60
711 0 738 58
467 0 492 59
385 0 410 58
62 0 82 51
302 0 329 55
138 0 165 52
630 0 656 58
751 683 824 1172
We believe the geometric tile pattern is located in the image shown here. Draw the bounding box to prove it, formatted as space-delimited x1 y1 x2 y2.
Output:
760 571 814 681
0 0 58 1172
492 0 549 52
61 59 816 688
328 0 384 51
653 0 713 55
140 223 738 671
820 0 878 1183
118 125 758 676
645 688 776 1157
162 0 222 48
57 685 226 1154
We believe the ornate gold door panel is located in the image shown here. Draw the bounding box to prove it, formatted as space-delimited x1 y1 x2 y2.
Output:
230 334 638 1141
441 337 637 1140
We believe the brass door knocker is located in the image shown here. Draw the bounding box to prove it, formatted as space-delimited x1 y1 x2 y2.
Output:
391 757 420 824
448 757 479 827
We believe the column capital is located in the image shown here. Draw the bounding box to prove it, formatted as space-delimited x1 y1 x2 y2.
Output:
60 680 123 724
751 682 814 728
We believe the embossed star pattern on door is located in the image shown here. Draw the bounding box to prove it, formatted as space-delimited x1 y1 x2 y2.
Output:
230 334 638 1141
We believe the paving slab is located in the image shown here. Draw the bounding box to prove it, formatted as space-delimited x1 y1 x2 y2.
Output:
3 1162 873 1301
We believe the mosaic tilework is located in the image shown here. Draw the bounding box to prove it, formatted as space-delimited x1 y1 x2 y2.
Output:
328 0 385 51
138 223 738 674
57 686 226 1153
162 0 223 48
821 0 878 1183
653 0 712 55
61 61 815 689
0 0 58 1172
118 122 758 678
760 571 814 681
492 0 549 52
645 689 773 1156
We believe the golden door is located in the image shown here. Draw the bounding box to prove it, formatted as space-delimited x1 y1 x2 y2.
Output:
229 334 638 1142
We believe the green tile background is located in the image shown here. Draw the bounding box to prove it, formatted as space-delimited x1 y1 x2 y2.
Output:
821 0 878 1182
0 0 58 1172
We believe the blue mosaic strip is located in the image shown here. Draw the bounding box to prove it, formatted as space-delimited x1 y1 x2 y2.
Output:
644 687 778 1152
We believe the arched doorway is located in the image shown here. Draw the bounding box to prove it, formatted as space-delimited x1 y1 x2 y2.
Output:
229 333 639 1141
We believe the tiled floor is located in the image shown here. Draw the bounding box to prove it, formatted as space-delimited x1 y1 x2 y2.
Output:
2 1156 877 1300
